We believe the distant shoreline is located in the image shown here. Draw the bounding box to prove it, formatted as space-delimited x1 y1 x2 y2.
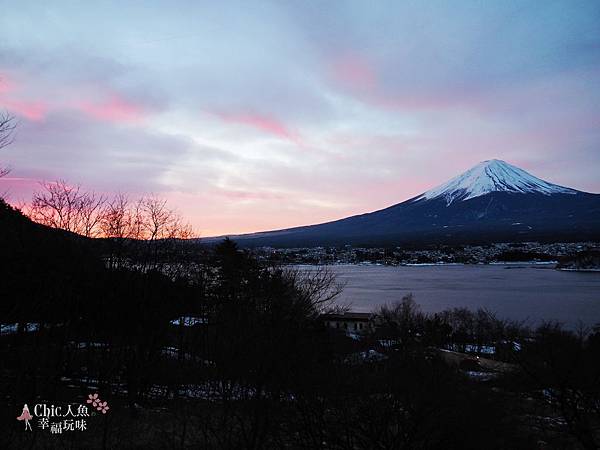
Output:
293 262 600 272
556 268 600 273
294 261 560 268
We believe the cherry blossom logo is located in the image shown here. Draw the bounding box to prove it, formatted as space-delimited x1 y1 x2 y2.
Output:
86 393 110 414
97 401 109 414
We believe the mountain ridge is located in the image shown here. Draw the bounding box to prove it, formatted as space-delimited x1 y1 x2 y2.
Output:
417 159 578 205
204 160 600 247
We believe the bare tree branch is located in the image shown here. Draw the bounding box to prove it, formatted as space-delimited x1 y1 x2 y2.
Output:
28 180 107 237
283 265 346 314
0 112 16 177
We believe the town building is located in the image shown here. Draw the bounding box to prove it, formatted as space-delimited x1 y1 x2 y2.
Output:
321 312 374 334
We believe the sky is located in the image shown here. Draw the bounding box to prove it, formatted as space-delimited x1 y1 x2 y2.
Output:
0 0 599 236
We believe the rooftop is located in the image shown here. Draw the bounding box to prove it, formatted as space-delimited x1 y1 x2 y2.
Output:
321 312 372 321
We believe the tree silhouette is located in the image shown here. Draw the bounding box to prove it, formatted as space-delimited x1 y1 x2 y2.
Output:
0 111 16 178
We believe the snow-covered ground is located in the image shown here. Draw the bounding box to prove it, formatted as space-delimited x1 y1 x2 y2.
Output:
169 316 208 326
1 323 40 334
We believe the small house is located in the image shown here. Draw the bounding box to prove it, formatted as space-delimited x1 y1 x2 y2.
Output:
321 312 373 334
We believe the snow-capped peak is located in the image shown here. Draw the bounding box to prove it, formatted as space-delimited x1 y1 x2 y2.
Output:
418 159 577 205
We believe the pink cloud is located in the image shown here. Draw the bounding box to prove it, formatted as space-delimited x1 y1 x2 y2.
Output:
0 176 41 188
0 72 47 121
211 187 285 201
0 176 42 206
328 133 412 152
369 92 468 111
0 77 15 94
76 95 145 123
214 111 302 144
330 53 377 91
2 71 150 124
0 98 47 121
342 83 482 113
327 52 489 113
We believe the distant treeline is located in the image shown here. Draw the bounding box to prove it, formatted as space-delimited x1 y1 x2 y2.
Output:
558 250 600 270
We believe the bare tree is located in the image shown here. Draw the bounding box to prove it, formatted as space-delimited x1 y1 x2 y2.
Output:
166 213 194 240
141 196 193 241
27 181 196 272
142 196 173 241
100 194 193 241
29 180 82 232
77 190 107 237
0 112 16 178
28 180 106 237
100 193 133 239
283 265 346 314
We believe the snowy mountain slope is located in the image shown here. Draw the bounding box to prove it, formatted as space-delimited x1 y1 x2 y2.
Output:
205 160 600 247
417 159 577 205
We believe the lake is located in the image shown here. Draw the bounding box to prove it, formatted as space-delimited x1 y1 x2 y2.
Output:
316 264 600 327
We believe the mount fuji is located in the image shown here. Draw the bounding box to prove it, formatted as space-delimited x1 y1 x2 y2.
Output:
215 160 600 247
417 159 577 205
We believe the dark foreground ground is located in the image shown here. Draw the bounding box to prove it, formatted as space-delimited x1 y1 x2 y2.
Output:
2 200 599 449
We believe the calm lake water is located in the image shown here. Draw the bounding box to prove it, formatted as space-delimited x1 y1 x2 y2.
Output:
316 264 600 327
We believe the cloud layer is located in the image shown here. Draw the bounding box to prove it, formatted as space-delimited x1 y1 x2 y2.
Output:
1 1 599 235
